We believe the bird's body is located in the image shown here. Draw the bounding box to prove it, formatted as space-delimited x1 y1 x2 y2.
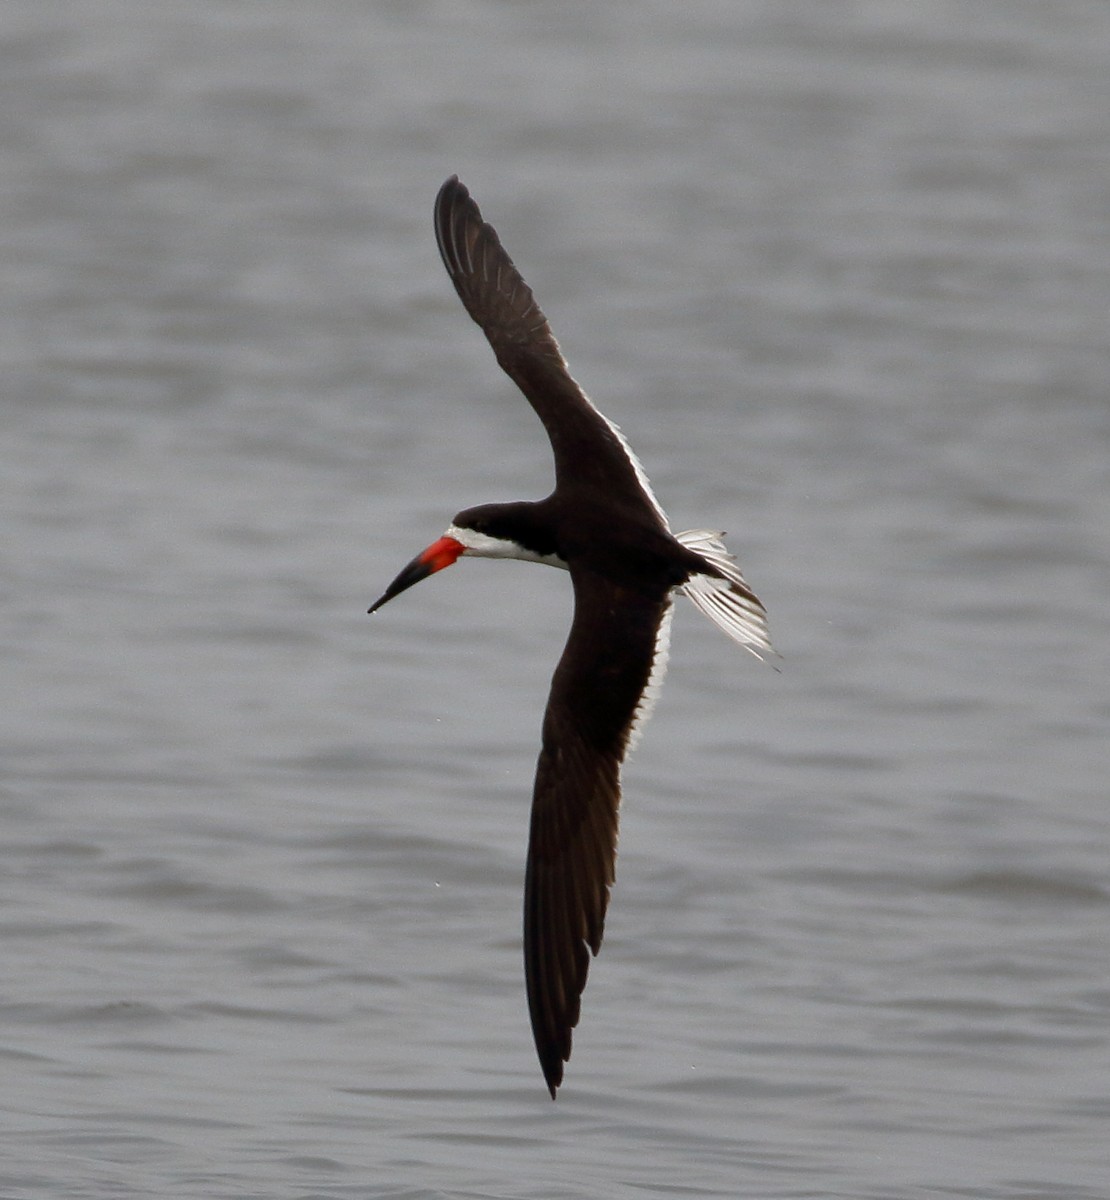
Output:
370 177 772 1097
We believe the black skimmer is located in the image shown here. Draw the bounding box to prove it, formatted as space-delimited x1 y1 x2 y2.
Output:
370 177 773 1097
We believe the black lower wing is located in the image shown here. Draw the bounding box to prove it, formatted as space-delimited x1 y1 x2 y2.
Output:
523 566 672 1096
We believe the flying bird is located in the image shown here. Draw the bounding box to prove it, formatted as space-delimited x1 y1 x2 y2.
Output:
370 176 773 1097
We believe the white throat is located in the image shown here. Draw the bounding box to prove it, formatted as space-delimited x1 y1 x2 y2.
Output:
445 524 569 570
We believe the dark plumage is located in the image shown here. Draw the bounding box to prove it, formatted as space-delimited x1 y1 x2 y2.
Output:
370 177 772 1096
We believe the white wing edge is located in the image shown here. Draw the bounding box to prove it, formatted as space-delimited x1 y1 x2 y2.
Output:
676 529 775 661
596 409 670 528
567 375 670 528
624 599 674 758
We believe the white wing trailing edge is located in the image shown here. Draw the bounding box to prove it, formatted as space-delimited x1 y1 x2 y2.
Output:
676 529 774 661
624 600 674 756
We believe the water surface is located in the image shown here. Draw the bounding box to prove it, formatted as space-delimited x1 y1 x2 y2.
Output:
2 3 1109 1197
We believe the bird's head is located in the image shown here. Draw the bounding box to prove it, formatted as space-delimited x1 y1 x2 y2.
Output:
368 505 565 615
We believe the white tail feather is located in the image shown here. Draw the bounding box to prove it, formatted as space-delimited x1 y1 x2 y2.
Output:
676 529 774 661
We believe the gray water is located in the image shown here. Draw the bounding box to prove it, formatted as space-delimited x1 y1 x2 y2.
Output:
3 3 1109 1197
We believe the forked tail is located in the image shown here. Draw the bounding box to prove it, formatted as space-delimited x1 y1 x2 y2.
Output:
676 530 775 661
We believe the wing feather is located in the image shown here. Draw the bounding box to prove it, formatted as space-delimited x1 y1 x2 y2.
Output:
524 568 672 1096
434 176 668 524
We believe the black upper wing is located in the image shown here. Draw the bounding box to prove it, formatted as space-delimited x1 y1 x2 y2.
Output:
434 176 662 510
523 565 672 1096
